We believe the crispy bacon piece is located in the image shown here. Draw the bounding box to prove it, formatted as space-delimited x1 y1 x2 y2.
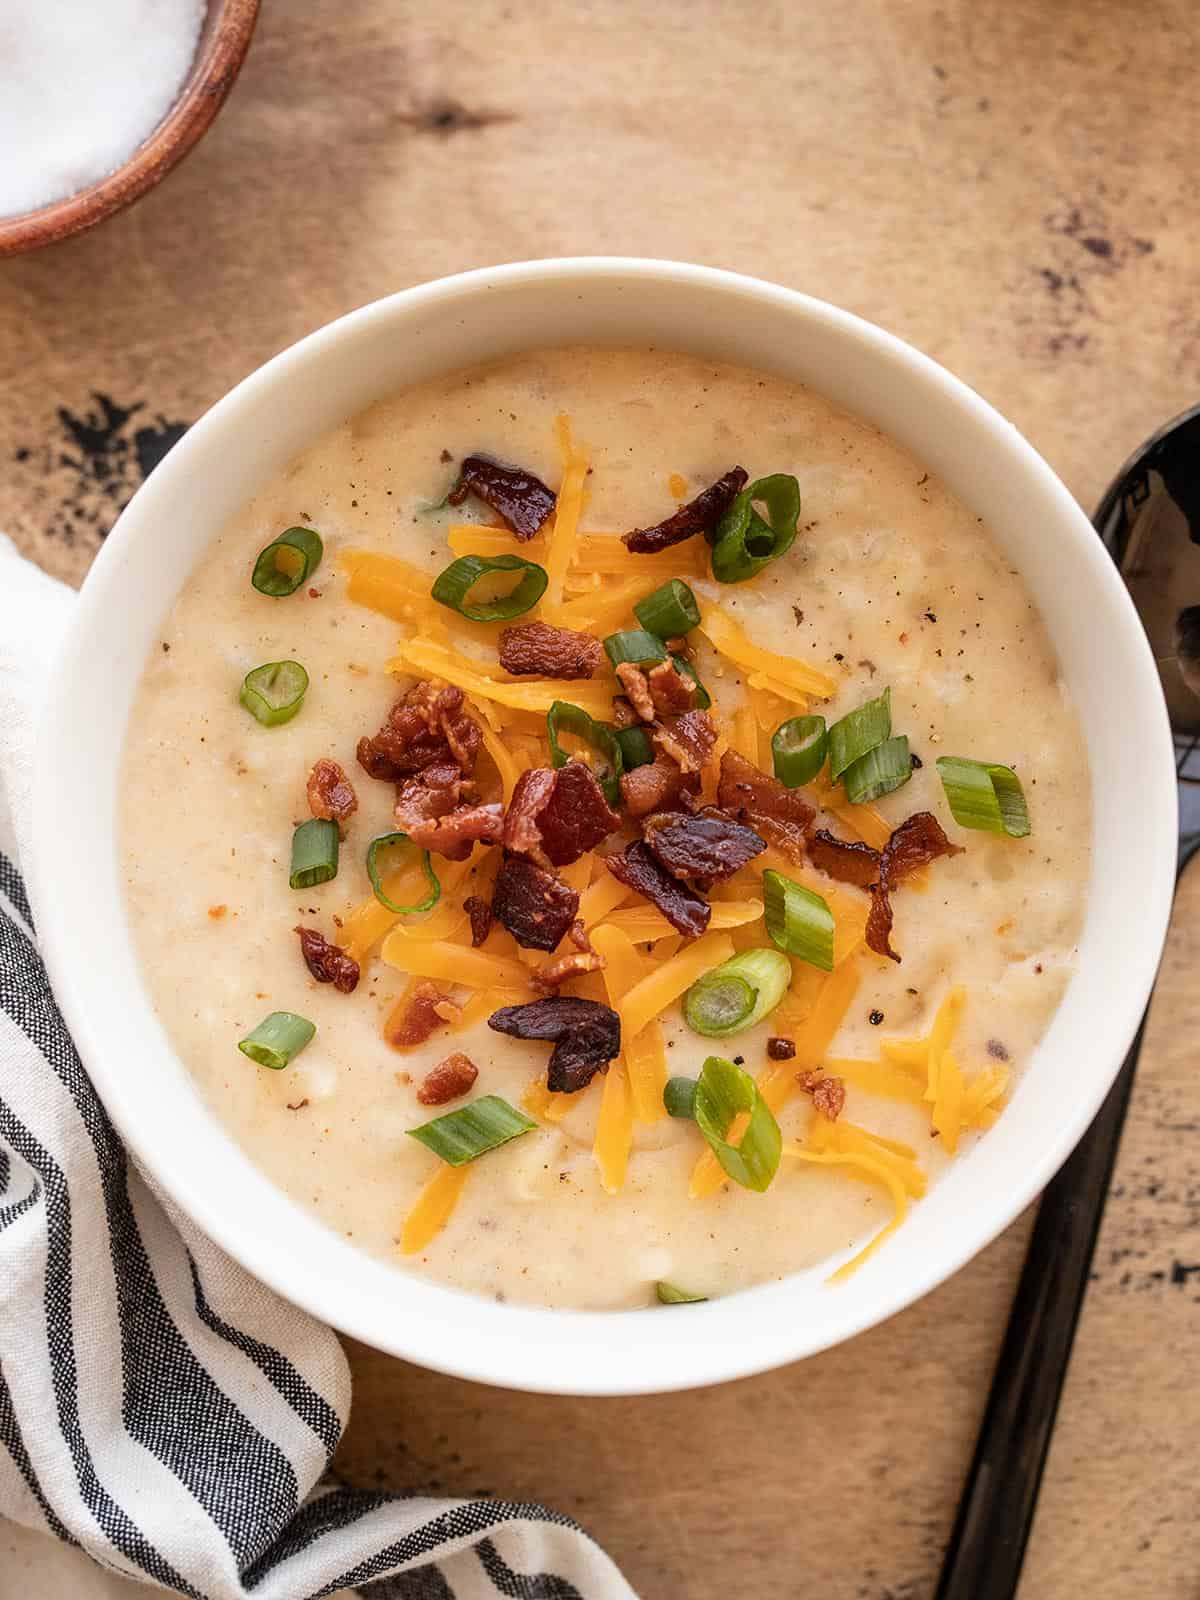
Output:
652 710 717 775
646 660 696 716
488 996 621 1093
498 621 602 679
642 809 766 882
532 943 605 992
799 1071 846 1121
623 467 748 554
357 681 481 781
503 763 620 869
807 828 881 890
306 758 357 826
446 454 557 541
463 894 493 947
865 811 965 962
384 981 451 1050
615 662 656 722
606 839 710 937
717 749 815 862
393 762 503 861
417 1052 479 1106
610 695 638 730
619 755 696 819
491 854 580 951
294 926 360 993
767 1036 796 1060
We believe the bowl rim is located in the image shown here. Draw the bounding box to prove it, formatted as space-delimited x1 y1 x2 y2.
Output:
0 0 260 258
29 257 1178 1394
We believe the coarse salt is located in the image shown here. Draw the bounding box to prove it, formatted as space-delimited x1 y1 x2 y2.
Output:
0 0 206 219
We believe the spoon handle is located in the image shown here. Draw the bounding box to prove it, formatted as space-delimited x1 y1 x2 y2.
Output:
932 1021 1144 1600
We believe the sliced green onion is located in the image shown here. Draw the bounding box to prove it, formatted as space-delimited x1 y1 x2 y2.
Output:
634 578 701 637
683 948 792 1038
616 726 655 770
238 660 309 726
671 653 712 709
843 735 912 804
546 701 623 806
238 1011 315 1071
251 527 323 597
366 833 441 914
828 687 891 780
772 714 827 788
289 818 339 889
431 553 547 621
763 870 834 972
603 628 669 669
664 1076 698 1118
407 1094 537 1167
693 1055 782 1192
936 756 1031 837
709 473 801 584
656 1281 708 1304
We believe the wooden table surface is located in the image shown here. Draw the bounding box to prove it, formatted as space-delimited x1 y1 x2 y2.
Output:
3 2 1197 1594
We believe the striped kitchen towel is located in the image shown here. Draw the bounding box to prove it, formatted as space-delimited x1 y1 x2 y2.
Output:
0 536 637 1598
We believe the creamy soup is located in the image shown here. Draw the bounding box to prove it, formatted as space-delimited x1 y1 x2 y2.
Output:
120 348 1090 1310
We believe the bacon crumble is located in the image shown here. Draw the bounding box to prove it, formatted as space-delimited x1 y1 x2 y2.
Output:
717 748 815 862
865 811 964 962
623 467 748 554
417 1052 479 1106
498 621 603 679
503 763 620 868
491 853 581 951
642 808 766 882
645 660 697 717
357 682 481 782
606 839 710 937
384 981 452 1050
393 762 503 861
614 662 656 722
799 1071 846 1121
294 926 360 993
807 828 881 890
306 758 358 827
767 1036 796 1060
488 996 621 1093
619 755 696 819
652 710 717 775
447 454 557 541
463 894 494 947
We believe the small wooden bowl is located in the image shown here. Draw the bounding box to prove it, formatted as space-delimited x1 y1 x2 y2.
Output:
0 0 259 258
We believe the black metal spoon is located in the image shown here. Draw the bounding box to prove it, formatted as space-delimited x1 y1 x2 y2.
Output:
934 404 1200 1600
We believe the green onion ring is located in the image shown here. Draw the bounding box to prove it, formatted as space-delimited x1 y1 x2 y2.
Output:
366 833 442 915
709 473 801 584
763 869 834 972
843 735 912 804
772 714 827 787
431 553 547 621
615 726 656 770
664 1076 699 1118
239 660 309 726
683 949 792 1038
238 1011 316 1071
655 1281 708 1304
251 527 323 597
603 628 669 670
289 818 339 890
936 756 1031 837
828 687 891 780
693 1055 783 1192
546 701 623 806
407 1094 537 1166
634 578 701 637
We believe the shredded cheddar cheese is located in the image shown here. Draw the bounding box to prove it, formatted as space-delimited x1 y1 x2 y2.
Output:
600 898 764 944
401 1162 469 1254
380 932 533 993
340 854 476 965
447 523 547 563
522 1076 573 1123
389 636 613 719
590 923 668 1122
698 602 838 699
593 1059 634 1194
620 930 735 1042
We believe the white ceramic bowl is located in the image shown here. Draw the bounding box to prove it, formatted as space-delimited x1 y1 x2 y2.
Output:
31 260 1177 1395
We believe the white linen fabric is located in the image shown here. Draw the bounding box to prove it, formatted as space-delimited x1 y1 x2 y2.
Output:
0 537 636 1600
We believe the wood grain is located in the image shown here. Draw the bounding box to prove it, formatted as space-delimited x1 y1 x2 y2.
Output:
4 2 1197 1594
